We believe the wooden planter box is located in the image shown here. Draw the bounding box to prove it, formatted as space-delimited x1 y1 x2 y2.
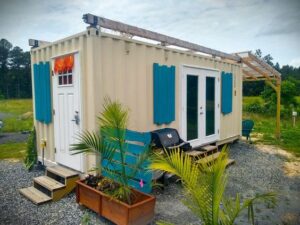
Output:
76 180 156 225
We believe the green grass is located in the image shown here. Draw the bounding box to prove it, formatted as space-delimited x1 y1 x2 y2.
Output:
243 96 300 155
0 99 33 132
0 142 27 159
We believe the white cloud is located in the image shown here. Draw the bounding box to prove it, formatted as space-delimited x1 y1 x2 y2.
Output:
289 58 300 67
0 0 299 66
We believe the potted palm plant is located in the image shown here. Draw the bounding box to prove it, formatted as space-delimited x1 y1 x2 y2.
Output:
151 146 277 225
71 98 155 225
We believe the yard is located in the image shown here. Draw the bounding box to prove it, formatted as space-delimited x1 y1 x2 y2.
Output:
0 98 299 224
243 96 300 155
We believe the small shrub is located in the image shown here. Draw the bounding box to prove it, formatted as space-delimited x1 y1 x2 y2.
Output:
24 127 37 170
244 100 265 114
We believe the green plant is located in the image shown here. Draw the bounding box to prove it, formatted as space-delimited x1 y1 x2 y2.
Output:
80 212 91 225
150 146 276 225
71 98 149 204
24 127 37 170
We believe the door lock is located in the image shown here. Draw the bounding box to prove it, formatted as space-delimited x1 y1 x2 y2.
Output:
72 111 80 125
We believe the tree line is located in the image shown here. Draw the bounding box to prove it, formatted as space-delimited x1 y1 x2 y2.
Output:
0 39 31 99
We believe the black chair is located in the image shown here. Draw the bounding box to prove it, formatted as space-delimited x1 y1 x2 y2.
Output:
151 128 191 151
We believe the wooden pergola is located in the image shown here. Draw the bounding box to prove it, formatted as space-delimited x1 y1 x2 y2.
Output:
235 51 282 138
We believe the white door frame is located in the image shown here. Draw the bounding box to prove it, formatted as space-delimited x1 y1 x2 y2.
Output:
180 65 220 147
52 53 84 172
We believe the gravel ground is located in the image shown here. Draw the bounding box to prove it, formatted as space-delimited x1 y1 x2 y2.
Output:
0 141 299 225
0 132 30 144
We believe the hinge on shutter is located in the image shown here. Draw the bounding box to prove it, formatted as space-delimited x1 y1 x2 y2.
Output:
218 129 220 134
53 109 55 115
218 77 220 82
54 147 57 153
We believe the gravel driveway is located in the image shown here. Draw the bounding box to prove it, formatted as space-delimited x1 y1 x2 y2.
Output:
0 141 299 225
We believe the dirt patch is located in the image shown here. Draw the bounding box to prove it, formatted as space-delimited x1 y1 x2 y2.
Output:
256 144 300 177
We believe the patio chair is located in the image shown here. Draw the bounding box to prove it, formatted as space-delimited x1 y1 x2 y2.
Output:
242 119 254 143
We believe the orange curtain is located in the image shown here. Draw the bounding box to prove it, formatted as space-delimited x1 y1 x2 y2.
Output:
54 54 74 74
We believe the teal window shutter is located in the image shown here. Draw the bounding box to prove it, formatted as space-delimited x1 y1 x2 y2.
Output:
33 64 41 121
33 62 52 124
221 72 233 114
153 63 175 124
43 62 52 124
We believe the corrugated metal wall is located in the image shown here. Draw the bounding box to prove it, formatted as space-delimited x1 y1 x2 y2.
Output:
97 32 242 140
30 28 242 172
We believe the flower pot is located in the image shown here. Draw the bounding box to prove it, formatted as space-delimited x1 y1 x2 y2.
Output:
76 180 156 225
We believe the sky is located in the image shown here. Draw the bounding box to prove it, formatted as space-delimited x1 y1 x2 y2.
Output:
0 0 300 67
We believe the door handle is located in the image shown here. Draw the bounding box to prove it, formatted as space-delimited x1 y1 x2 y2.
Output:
71 111 80 125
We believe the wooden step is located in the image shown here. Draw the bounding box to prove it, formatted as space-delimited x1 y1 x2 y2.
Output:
19 187 52 205
226 159 235 167
46 166 79 179
186 150 204 157
201 145 217 152
34 176 65 191
196 152 220 165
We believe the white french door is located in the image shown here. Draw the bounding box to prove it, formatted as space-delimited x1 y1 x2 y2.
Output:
52 53 83 171
181 66 220 147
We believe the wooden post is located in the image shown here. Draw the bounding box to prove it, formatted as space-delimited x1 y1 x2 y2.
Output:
276 78 281 139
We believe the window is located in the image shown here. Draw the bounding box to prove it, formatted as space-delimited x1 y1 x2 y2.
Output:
58 71 73 86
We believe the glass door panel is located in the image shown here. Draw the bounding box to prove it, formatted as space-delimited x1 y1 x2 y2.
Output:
206 77 215 136
187 75 198 141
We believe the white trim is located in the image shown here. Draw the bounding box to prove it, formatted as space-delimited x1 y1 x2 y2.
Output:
180 65 220 148
38 156 57 167
182 64 220 72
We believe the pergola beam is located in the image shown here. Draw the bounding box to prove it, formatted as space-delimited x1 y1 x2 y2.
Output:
247 53 281 79
82 13 241 61
242 69 258 80
242 59 275 82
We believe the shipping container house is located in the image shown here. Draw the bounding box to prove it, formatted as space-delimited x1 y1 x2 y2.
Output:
30 16 243 173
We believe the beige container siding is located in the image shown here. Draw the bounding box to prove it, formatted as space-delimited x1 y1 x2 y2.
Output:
97 32 242 138
30 29 242 172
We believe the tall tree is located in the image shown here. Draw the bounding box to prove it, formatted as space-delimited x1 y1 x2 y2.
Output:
0 39 13 98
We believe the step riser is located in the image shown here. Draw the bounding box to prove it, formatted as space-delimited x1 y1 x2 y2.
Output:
46 170 66 185
34 182 52 198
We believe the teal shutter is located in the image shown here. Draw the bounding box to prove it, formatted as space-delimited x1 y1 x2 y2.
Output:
153 63 175 124
33 62 52 124
221 72 233 114
33 64 41 121
43 62 52 124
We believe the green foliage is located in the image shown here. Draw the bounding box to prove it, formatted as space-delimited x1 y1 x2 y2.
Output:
150 147 276 225
243 97 300 155
0 39 32 99
0 142 27 159
244 100 265 114
24 127 37 170
261 80 298 116
80 212 91 225
0 99 33 132
71 98 149 204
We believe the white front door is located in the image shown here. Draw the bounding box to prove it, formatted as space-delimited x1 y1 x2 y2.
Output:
181 66 220 147
52 53 83 171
